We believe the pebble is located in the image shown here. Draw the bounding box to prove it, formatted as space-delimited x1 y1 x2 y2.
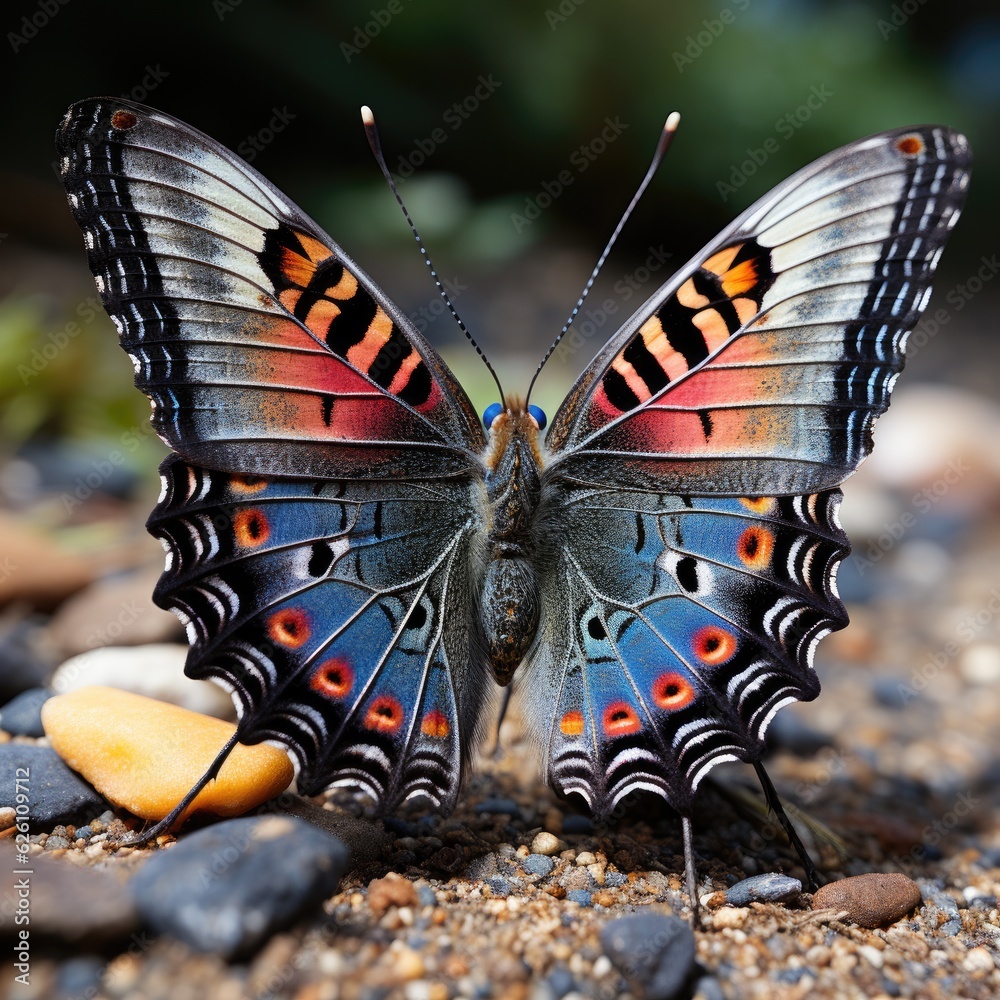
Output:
561 814 593 834
41 686 293 823
474 797 520 816
811 873 922 928
599 912 696 999
48 565 182 657
565 890 593 906
963 947 995 973
19 851 139 947
51 644 233 717
368 872 420 916
531 832 566 856
0 744 107 827
0 618 53 703
0 686 52 737
604 871 627 888
129 815 349 958
724 873 802 907
523 853 555 876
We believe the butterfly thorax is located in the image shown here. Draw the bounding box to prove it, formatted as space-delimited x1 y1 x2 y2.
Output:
481 401 544 685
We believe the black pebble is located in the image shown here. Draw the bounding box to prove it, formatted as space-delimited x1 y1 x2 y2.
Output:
0 686 53 737
129 815 350 959
561 814 593 834
0 744 107 828
599 912 696 999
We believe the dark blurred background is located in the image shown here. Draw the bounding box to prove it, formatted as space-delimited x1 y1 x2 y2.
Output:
0 0 998 524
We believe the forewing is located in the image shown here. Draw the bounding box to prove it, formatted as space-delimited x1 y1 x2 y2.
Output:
56 99 485 478
521 485 846 818
546 125 971 495
150 457 491 813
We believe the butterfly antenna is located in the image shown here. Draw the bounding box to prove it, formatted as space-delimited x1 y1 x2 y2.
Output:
361 106 504 401
526 112 680 402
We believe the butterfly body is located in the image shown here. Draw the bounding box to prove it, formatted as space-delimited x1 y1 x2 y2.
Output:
57 101 970 830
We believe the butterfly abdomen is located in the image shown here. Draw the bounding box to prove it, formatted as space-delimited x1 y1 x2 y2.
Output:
482 407 544 685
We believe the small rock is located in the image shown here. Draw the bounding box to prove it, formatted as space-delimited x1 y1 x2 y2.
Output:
3 848 139 946
0 687 52 737
811 873 921 928
48 566 183 657
0 618 53 703
765 710 833 756
561 814 593 834
44 834 71 850
42 686 293 824
531 832 566 856
0 807 14 829
604 871 627 888
963 947 995 974
711 906 749 929
725 873 802 907
566 889 592 906
600 912 696 999
368 872 420 916
575 851 597 866
51 645 232 717
0 509 96 610
487 876 512 896
474 797 520 816
0 744 107 828
523 853 555 876
129 815 349 958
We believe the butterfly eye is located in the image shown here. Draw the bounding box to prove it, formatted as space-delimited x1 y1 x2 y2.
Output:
528 404 547 430
483 402 504 429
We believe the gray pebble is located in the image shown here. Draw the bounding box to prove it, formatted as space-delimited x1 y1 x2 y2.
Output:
488 876 511 896
417 885 437 907
600 912 696 999
0 744 106 828
129 815 350 959
604 871 627 887
523 854 555 876
547 965 575 997
565 889 593 906
44 835 71 850
725 872 802 906
0 687 52 737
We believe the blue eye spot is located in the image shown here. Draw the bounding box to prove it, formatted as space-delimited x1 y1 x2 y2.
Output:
483 402 504 429
528 404 547 430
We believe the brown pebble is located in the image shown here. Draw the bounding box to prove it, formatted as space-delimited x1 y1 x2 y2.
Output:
367 872 419 916
811 873 921 928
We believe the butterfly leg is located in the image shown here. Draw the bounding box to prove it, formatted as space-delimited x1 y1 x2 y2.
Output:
753 760 821 891
681 814 701 926
490 685 514 759
123 730 243 845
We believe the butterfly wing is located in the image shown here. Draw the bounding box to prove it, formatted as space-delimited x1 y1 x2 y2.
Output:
57 99 492 812
546 126 971 495
524 125 970 818
56 99 485 478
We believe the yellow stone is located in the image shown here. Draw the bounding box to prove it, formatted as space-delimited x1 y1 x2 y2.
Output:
41 686 293 824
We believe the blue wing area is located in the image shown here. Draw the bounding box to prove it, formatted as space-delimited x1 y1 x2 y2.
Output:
149 457 492 813
522 487 846 817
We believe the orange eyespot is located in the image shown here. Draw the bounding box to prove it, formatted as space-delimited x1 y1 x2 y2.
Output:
310 659 353 699
896 135 924 156
420 710 450 738
230 474 269 494
111 109 138 131
693 625 737 665
739 496 776 515
652 672 696 711
233 508 270 547
364 695 404 735
602 702 641 737
737 525 774 570
560 710 585 736
267 608 310 648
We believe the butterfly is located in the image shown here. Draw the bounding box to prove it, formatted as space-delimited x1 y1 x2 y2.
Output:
57 99 970 899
